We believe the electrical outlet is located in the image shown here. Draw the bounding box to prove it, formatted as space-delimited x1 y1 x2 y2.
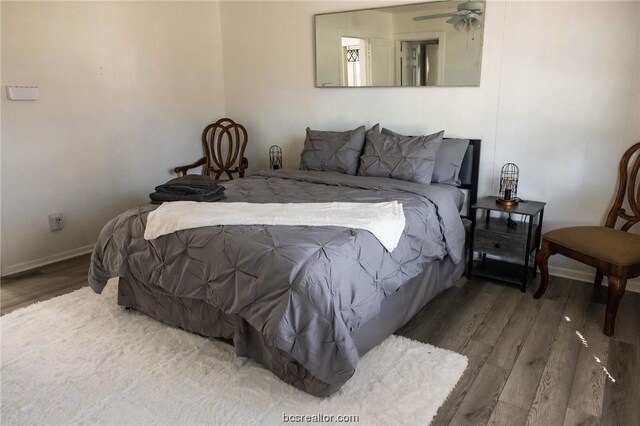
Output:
48 213 64 231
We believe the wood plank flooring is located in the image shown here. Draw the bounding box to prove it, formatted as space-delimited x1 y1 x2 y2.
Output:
1 255 639 425
1 254 91 315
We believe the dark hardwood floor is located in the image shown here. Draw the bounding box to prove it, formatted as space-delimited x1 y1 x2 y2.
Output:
1 254 91 315
1 255 638 425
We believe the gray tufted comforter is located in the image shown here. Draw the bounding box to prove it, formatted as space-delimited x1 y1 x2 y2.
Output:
89 170 465 396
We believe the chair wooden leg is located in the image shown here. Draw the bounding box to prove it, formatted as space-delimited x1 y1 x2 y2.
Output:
533 243 551 299
604 275 627 336
594 269 603 287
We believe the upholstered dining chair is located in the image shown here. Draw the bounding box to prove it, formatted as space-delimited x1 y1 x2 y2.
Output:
535 142 640 336
174 118 249 181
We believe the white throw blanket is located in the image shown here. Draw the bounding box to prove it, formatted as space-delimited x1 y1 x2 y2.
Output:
144 201 406 252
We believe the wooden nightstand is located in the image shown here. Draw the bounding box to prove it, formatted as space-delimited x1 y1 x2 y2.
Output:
470 196 546 292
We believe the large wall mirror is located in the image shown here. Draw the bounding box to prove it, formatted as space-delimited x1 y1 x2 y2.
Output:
315 1 485 88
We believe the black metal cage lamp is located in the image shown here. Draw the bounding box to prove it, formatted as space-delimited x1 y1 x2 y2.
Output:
497 163 519 206
269 145 282 170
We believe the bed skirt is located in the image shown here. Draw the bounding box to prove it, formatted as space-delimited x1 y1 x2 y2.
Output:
116 253 464 396
117 275 340 395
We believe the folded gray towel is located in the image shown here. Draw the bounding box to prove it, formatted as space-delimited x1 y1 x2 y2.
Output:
150 175 226 204
155 175 222 194
149 190 226 204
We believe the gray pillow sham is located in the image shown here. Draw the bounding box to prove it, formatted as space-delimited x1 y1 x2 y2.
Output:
299 125 366 175
358 128 444 184
382 128 470 186
432 138 470 185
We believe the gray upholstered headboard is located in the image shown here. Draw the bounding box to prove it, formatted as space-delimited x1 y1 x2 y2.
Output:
448 138 481 278
446 138 480 220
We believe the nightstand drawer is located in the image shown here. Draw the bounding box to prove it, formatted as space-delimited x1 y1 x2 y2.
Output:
474 229 526 259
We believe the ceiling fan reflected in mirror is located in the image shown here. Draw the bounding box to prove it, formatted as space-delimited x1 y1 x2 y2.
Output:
413 1 483 32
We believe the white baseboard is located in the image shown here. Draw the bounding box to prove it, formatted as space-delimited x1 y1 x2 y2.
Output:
1 244 94 277
549 266 640 293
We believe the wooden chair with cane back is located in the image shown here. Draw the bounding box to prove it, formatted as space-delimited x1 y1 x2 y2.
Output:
174 118 249 181
534 142 640 336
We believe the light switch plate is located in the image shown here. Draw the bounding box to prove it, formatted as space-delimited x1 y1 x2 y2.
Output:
6 86 39 101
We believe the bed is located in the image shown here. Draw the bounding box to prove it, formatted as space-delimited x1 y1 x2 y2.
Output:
88 136 480 397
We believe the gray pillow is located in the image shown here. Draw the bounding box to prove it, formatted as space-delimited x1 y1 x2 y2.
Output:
382 128 469 185
299 125 366 175
432 138 470 185
358 129 444 184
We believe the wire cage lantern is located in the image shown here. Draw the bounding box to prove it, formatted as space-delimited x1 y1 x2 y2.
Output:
269 145 283 170
497 163 519 206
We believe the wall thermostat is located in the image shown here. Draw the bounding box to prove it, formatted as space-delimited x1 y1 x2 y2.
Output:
6 85 39 101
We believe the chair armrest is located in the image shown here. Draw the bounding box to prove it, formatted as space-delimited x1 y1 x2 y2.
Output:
173 157 206 176
239 157 249 178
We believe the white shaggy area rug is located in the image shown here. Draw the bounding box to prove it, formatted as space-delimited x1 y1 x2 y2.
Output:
1 280 467 425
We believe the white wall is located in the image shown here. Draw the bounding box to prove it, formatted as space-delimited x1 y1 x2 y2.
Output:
1 1 226 273
220 1 640 284
494 1 640 229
